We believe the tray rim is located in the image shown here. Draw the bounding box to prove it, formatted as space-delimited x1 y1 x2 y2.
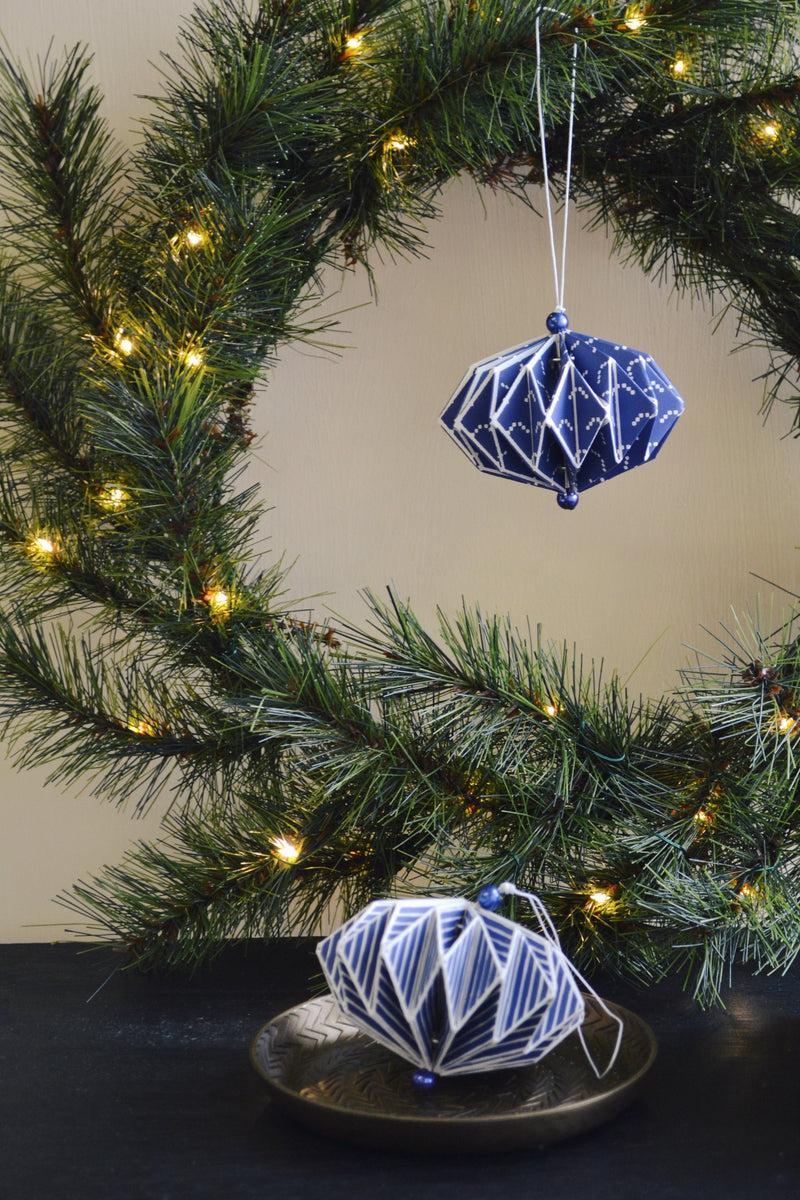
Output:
250 992 658 1131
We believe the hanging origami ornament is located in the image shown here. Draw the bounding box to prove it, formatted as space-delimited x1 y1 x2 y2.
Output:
316 882 623 1080
441 23 684 509
441 316 685 509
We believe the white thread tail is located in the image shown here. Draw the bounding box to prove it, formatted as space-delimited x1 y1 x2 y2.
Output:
497 880 624 1079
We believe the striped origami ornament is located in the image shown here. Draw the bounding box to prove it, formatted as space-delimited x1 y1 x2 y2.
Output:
317 888 620 1078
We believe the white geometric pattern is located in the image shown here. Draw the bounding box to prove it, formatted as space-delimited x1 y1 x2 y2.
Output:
441 325 684 501
317 898 586 1076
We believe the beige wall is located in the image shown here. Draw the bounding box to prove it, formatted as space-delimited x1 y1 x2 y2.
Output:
2 1 799 941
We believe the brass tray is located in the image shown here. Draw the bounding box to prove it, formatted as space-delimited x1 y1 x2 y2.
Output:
250 993 657 1153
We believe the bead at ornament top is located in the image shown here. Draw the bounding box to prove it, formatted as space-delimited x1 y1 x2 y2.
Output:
546 310 570 333
476 884 504 911
557 490 579 510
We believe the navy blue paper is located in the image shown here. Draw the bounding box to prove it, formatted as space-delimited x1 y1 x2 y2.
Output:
441 320 684 503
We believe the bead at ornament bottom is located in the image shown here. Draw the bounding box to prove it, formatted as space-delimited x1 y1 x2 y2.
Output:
557 490 579 510
412 1069 437 1092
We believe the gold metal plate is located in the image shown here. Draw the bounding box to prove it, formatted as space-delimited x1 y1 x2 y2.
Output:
251 993 657 1153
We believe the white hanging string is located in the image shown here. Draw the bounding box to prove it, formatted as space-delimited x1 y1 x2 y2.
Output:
498 880 625 1079
534 17 580 314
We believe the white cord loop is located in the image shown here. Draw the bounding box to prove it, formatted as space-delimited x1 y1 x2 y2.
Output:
498 880 624 1079
534 17 580 314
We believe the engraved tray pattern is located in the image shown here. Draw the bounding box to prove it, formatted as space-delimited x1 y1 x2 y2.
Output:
251 993 657 1153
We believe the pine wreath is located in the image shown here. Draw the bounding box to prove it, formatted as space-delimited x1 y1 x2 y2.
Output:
1 0 800 1002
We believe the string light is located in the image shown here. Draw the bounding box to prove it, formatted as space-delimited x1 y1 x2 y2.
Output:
204 586 230 614
737 880 761 903
625 13 646 31
745 116 783 150
588 889 612 908
776 713 796 735
461 769 493 818
98 485 128 511
693 808 714 828
672 57 687 76
31 535 55 556
182 347 204 368
127 715 155 736
168 225 208 255
345 32 364 51
115 330 134 356
271 835 301 863
543 701 561 718
385 131 412 153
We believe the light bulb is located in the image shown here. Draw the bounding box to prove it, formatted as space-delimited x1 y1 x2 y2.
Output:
127 716 154 736
271 835 301 863
543 702 560 718
625 11 646 29
693 808 712 824
776 713 795 734
672 58 686 75
204 587 230 613
385 132 412 153
32 536 55 555
589 890 612 907
345 33 363 50
185 229 204 247
98 485 128 511
183 348 203 367
762 122 779 141
115 331 134 356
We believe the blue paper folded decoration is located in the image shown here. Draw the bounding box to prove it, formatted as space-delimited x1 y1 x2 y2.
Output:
441 312 684 508
316 896 586 1076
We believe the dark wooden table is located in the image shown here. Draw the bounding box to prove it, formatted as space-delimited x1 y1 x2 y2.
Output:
2 940 799 1199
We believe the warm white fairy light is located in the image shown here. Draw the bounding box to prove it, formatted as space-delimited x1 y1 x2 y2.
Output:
185 228 204 247
588 890 612 907
271 835 301 863
204 586 230 614
738 881 759 901
183 347 204 367
762 122 779 141
127 715 155 736
345 32 364 51
776 713 796 734
115 330 134 356
98 485 128 511
385 132 412 153
32 535 55 555
672 57 686 75
625 10 646 30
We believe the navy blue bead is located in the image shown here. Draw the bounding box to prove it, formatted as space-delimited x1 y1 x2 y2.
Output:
412 1069 437 1092
557 490 579 510
545 310 569 333
477 884 504 911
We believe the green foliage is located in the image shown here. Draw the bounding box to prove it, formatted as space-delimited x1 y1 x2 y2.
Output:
0 0 800 1002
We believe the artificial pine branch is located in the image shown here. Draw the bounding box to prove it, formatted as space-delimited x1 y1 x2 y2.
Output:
2 0 800 1003
0 46 124 338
